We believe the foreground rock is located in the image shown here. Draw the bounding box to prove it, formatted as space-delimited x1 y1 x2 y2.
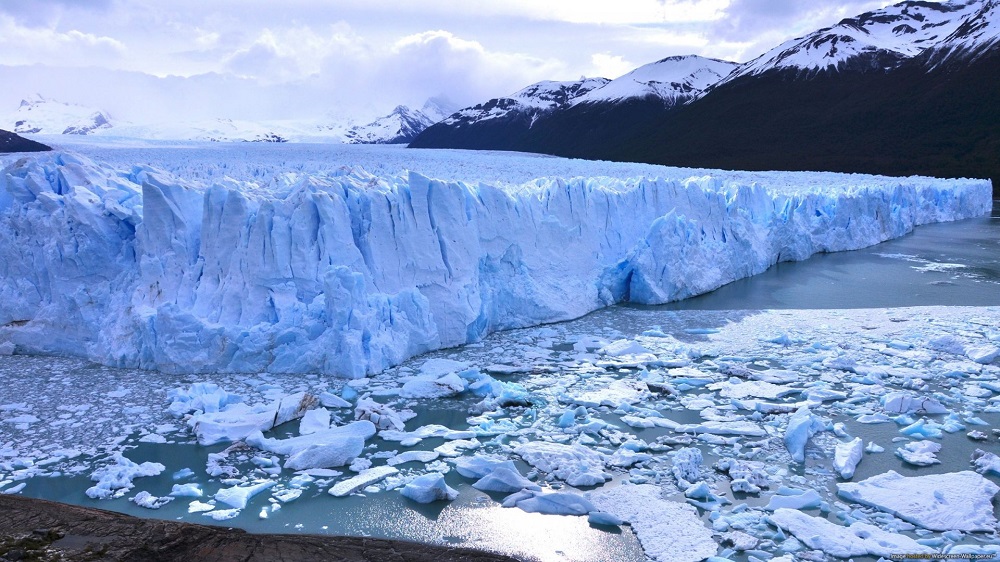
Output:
0 494 524 562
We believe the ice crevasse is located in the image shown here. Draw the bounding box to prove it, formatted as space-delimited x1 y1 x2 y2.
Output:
0 152 991 376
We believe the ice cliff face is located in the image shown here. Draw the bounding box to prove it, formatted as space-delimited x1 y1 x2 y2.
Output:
0 152 991 377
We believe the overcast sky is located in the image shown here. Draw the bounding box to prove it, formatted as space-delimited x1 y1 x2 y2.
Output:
0 0 898 121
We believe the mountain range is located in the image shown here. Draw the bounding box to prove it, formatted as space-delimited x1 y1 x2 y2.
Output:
411 0 1000 194
3 95 457 145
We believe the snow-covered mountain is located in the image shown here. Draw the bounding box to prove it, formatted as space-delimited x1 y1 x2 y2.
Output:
344 103 447 145
412 0 1000 191
571 56 737 106
722 0 983 81
439 78 610 128
7 95 115 135
3 95 451 145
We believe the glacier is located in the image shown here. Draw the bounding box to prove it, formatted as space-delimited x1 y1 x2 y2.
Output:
0 148 991 377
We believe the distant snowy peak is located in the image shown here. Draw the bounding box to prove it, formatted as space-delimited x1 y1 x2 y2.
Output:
420 96 461 122
572 55 738 106
725 0 984 81
8 95 114 135
345 105 436 144
442 77 610 126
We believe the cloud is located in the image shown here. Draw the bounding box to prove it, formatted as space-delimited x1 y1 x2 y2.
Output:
0 14 125 66
589 53 635 79
711 0 889 60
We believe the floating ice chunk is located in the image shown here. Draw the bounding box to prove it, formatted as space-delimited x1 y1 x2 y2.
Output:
856 413 892 424
379 423 475 446
318 391 351 408
607 447 652 468
709 380 799 400
570 380 650 407
434 439 480 457
132 491 173 509
188 500 215 513
837 471 999 532
400 372 467 399
895 440 941 466
246 420 376 457
215 479 276 510
900 418 944 439
170 483 203 497
768 508 935 558
418 358 469 378
86 454 166 500
354 398 406 432
966 344 1000 364
882 392 948 415
672 447 702 487
765 488 822 510
972 449 1000 476
599 339 653 358
452 455 514 479
400 472 459 503
675 420 765 437
283 437 366 470
589 484 716 562
502 489 595 516
328 465 398 497
386 450 440 466
204 508 240 521
716 458 769 494
833 437 864 479
514 441 609 486
473 466 539 493
189 392 318 446
138 433 167 444
299 408 331 435
784 406 826 463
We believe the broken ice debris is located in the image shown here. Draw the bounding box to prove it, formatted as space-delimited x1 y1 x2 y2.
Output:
837 470 999 532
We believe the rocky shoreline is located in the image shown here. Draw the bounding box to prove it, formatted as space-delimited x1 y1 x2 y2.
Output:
0 495 525 562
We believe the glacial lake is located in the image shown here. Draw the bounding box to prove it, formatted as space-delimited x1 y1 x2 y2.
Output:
2 205 998 562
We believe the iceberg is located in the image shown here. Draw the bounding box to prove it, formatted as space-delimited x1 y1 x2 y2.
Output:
768 508 936 558
589 484 716 562
0 151 989 377
837 470 999 532
399 472 459 503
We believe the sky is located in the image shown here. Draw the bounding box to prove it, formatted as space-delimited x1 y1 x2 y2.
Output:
0 0 900 122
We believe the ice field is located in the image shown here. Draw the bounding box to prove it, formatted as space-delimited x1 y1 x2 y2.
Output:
0 142 998 561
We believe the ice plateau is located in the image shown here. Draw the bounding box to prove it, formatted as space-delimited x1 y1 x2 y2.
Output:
0 149 991 377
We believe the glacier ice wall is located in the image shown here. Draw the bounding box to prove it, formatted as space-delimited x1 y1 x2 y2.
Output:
0 152 992 377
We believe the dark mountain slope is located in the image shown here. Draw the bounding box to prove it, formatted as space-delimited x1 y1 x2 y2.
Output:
0 129 51 153
606 51 1000 193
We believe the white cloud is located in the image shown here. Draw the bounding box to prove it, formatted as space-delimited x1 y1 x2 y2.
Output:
589 54 635 79
0 14 125 66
